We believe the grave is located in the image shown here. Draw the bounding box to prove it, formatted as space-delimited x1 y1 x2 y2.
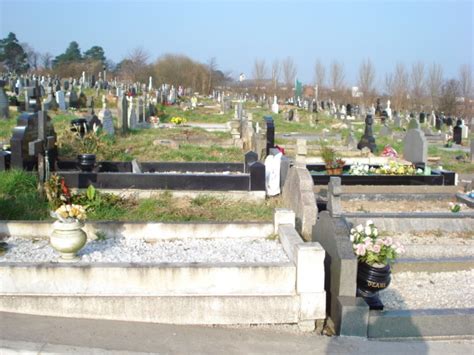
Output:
403 119 427 165
357 115 376 153
0 80 8 119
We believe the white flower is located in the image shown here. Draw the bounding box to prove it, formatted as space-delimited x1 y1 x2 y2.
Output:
350 228 356 234
366 220 374 227
365 226 372 235
356 224 364 233
373 228 378 237
350 233 355 242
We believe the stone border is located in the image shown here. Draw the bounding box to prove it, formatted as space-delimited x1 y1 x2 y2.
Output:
393 257 474 273
456 192 474 208
368 308 474 338
0 209 326 329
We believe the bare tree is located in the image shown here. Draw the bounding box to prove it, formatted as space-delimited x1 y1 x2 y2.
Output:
282 56 297 89
329 59 345 99
314 59 325 89
39 52 53 70
439 79 461 116
207 57 218 94
459 64 473 117
118 47 151 83
252 58 267 92
410 61 426 110
387 62 409 110
358 58 376 104
21 43 39 71
427 62 443 110
271 59 280 93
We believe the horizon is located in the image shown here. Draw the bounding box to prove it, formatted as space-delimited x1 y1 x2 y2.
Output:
0 0 472 89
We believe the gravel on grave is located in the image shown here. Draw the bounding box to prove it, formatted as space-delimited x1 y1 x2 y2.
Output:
0 236 289 264
386 231 474 258
379 270 474 310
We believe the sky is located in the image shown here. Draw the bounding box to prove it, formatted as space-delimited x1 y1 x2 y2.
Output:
1 0 473 88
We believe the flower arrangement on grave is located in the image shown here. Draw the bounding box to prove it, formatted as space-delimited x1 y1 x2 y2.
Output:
44 174 72 210
170 116 187 125
381 145 398 158
448 202 466 213
371 161 422 176
350 220 404 266
320 145 345 175
149 116 160 125
52 204 87 223
352 221 405 310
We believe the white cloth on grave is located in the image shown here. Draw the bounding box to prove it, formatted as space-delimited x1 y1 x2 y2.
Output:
264 152 282 197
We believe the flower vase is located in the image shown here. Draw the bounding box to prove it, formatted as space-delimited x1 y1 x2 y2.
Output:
326 167 343 175
50 220 87 261
356 262 391 310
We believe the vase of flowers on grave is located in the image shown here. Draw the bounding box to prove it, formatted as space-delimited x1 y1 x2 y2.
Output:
66 121 104 172
351 220 405 310
50 204 87 261
170 116 187 126
321 145 345 175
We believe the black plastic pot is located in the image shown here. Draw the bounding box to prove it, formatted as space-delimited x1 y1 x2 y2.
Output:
356 262 391 310
77 154 96 172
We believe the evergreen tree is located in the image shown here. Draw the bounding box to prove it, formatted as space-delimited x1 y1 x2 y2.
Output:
83 45 106 64
53 41 82 67
0 32 29 73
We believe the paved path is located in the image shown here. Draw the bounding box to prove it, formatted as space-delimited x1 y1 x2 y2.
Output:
0 312 472 354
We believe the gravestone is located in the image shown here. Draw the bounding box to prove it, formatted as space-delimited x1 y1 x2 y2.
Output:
69 87 79 108
346 131 358 150
393 112 401 128
446 116 453 127
419 112 425 124
461 120 469 139
138 97 144 123
357 114 377 153
98 97 114 136
453 119 462 144
471 140 474 163
128 97 137 129
379 123 392 137
10 111 57 173
403 120 427 164
435 115 442 130
0 80 9 119
271 96 279 114
56 90 66 111
118 95 128 133
42 90 58 111
375 98 382 116
263 116 275 156
86 97 95 115
408 118 420 130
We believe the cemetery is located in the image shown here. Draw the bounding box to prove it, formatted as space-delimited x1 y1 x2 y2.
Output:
0 46 472 343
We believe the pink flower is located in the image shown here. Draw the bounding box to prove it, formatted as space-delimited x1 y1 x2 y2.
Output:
363 237 372 246
372 244 381 253
383 237 393 246
354 243 366 256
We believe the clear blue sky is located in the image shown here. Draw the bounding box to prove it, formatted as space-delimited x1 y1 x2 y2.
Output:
1 0 472 88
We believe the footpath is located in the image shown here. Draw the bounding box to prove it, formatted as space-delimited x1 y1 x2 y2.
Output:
0 312 472 354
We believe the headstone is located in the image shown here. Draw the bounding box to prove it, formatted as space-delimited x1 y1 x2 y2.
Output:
394 112 401 128
42 91 58 111
408 118 420 130
118 95 128 133
357 115 377 153
461 120 469 139
379 123 392 137
346 131 358 150
471 140 474 163
128 96 137 129
271 96 279 114
435 115 442 130
375 98 382 116
403 124 427 164
385 100 392 119
138 97 144 123
419 112 425 124
0 80 8 119
56 90 66 111
453 119 462 144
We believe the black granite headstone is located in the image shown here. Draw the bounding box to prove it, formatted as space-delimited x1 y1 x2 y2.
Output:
453 120 462 144
357 114 377 153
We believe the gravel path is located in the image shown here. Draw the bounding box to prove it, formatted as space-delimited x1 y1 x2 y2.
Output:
0 237 289 264
386 231 474 258
380 270 474 310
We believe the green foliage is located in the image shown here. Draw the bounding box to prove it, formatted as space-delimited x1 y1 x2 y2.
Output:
53 41 82 67
0 170 48 220
0 32 29 73
83 45 106 64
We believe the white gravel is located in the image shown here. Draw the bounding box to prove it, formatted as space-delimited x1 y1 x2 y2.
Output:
380 270 474 310
0 236 289 264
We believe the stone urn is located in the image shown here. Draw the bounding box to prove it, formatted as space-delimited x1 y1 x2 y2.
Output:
356 262 391 310
50 220 87 261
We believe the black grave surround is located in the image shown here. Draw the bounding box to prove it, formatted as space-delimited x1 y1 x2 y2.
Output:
307 164 455 186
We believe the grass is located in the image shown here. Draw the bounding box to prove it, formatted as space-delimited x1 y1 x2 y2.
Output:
0 171 281 222
0 170 49 220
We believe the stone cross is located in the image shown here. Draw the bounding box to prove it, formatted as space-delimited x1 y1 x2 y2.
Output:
357 114 377 153
28 111 56 193
327 177 342 217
